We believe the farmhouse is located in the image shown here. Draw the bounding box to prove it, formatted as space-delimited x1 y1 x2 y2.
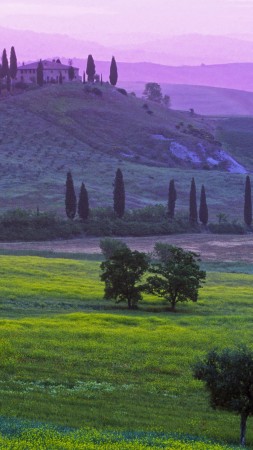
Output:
16 60 80 84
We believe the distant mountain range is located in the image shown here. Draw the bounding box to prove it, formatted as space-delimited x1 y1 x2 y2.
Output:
2 26 253 66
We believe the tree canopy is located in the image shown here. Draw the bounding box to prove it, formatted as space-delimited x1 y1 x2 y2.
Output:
199 184 208 226
10 46 17 81
36 60 44 87
78 182 89 221
86 54 96 83
109 56 118 86
145 243 206 311
194 346 253 447
113 168 125 218
244 175 252 227
65 171 76 219
143 82 163 103
100 247 149 310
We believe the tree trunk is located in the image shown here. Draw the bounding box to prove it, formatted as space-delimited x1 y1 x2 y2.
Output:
240 413 248 446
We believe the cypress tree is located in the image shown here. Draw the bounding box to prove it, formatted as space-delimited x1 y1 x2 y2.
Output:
189 177 198 225
244 175 252 227
65 171 76 219
78 182 89 221
86 55 95 83
68 65 75 81
199 184 208 226
114 168 125 218
109 56 118 86
59 71 63 84
168 179 177 219
6 71 11 92
10 46 17 81
37 60 44 86
1 49 9 79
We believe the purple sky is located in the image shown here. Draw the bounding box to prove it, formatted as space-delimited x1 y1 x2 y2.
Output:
1 0 253 42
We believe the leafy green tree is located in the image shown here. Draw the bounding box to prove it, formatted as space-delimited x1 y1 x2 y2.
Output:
68 65 75 81
78 182 89 221
143 82 163 103
100 247 149 309
189 177 198 225
199 184 208 226
1 49 9 79
86 54 96 83
145 243 206 311
168 179 177 219
109 56 118 86
37 60 44 87
244 175 252 227
113 168 125 218
194 346 253 447
10 46 17 82
100 238 128 259
65 171 76 219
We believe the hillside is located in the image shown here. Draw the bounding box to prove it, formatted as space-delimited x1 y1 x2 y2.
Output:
0 83 250 219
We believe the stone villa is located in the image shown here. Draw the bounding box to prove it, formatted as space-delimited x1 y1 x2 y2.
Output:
16 60 80 84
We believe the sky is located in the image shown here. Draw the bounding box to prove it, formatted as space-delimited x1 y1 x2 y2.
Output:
1 0 253 43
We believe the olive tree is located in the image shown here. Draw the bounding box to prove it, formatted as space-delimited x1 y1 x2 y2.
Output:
193 346 253 447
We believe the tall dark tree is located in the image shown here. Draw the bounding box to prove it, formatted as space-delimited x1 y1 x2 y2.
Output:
168 179 177 219
199 184 208 226
1 49 9 79
86 54 96 83
68 65 75 81
189 177 198 225
244 175 252 227
59 71 63 84
113 168 125 218
65 171 76 219
6 71 11 92
78 182 89 221
37 60 44 87
10 46 17 82
194 346 253 447
109 56 118 86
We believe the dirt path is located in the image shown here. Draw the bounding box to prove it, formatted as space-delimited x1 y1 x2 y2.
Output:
0 234 253 262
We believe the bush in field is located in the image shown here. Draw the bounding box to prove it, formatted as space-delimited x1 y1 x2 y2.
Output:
194 346 253 447
100 247 149 309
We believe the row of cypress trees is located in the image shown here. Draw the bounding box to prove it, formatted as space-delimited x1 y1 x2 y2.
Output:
85 54 118 86
65 170 253 228
65 168 125 220
0 47 18 92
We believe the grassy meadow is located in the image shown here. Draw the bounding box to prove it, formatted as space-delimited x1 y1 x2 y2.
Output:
0 254 252 447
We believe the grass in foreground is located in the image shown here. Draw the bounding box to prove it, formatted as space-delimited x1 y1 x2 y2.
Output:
0 255 253 446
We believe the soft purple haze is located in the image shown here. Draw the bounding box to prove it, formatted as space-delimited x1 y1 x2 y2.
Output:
1 0 253 43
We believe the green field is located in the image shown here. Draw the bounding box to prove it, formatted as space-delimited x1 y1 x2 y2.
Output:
0 254 252 447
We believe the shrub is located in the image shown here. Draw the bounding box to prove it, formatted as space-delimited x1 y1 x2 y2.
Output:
208 222 245 234
117 88 127 96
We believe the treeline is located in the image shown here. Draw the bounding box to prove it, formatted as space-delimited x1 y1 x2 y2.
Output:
65 169 252 234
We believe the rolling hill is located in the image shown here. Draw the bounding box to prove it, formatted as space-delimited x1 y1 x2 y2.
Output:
0 82 251 220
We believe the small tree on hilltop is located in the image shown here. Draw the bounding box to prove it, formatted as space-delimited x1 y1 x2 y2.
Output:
37 60 44 87
109 56 118 86
189 177 198 225
68 65 75 81
244 175 252 227
199 184 208 226
168 179 177 219
143 82 163 103
194 346 253 447
78 182 89 221
10 46 17 90
113 168 125 218
1 49 9 80
65 171 76 219
86 54 96 83
100 247 149 310
145 243 206 311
